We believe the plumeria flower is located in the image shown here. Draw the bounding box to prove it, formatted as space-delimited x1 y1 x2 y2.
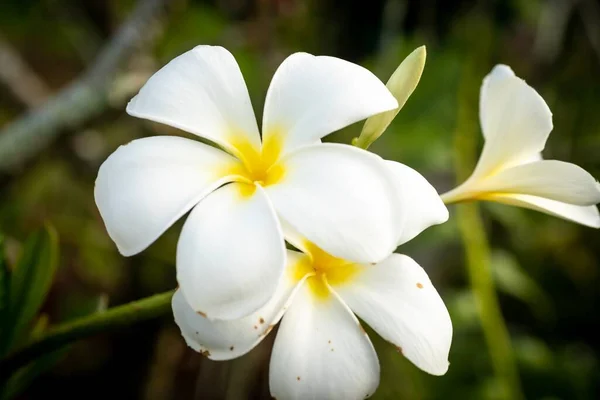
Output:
441 65 600 227
95 45 403 320
172 164 451 400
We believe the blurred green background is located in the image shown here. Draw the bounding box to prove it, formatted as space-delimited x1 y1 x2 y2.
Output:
1 0 599 398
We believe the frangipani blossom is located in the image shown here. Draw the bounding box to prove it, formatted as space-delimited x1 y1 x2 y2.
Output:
441 65 600 227
172 164 451 400
95 45 402 320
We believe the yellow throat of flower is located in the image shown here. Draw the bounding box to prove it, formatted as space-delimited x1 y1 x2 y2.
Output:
291 241 360 300
226 129 286 195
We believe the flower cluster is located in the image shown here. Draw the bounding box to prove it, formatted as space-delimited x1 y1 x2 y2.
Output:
95 45 600 399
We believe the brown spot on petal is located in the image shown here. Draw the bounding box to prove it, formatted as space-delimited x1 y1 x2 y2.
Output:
416 282 424 289
254 325 258 330
396 346 403 354
200 349 211 357
230 346 234 351
197 310 207 318
359 324 366 334
328 340 331 344
259 317 265 324
297 376 301 381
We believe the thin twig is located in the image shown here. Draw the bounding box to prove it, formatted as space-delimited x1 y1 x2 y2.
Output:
0 0 168 172
0 35 51 107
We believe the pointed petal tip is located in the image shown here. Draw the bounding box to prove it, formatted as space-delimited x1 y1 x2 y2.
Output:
425 360 450 376
413 45 427 61
588 207 600 229
438 204 450 224
489 64 515 78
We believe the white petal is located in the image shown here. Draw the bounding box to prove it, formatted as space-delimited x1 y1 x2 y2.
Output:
479 64 516 140
476 160 600 206
262 53 398 155
94 136 241 256
474 64 553 177
332 253 452 375
172 250 311 360
126 45 261 157
484 193 600 228
177 183 285 320
266 143 400 263
385 161 449 246
269 283 379 400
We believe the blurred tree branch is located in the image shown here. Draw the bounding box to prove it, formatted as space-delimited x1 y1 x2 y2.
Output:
0 0 169 173
0 35 51 107
577 0 600 64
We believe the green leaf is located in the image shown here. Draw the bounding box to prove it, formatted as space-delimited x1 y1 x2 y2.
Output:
0 347 68 400
353 45 427 149
0 225 59 355
491 250 554 322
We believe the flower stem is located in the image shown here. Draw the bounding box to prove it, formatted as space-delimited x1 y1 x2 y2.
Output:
0 290 174 380
449 42 524 399
454 203 523 400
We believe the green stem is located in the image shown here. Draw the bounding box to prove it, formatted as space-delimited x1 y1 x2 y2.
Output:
454 203 523 400
0 290 174 380
449 30 523 398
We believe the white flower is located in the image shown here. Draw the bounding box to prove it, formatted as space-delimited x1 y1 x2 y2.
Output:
441 65 600 227
94 45 402 320
172 164 451 400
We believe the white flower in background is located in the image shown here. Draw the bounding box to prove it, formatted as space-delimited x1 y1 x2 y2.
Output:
441 65 600 227
95 45 402 320
172 165 451 400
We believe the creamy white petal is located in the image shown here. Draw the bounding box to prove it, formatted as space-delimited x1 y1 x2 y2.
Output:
266 143 400 263
126 45 261 156
476 160 600 206
172 250 311 360
385 161 449 246
474 64 553 177
94 136 241 256
269 283 380 400
484 193 600 228
479 64 516 140
332 253 452 375
262 52 398 155
177 183 285 320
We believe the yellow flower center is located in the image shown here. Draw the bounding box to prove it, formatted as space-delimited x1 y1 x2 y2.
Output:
225 129 287 196
290 241 360 300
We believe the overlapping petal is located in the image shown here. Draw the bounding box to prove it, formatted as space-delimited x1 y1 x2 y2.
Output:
177 183 285 320
385 161 449 245
331 253 452 376
476 160 600 205
94 136 241 256
126 45 261 157
474 64 553 177
262 53 398 155
484 193 600 228
269 283 380 400
266 143 399 263
172 250 312 360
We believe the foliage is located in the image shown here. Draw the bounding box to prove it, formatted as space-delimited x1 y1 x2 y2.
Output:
0 0 599 399
0 225 61 399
